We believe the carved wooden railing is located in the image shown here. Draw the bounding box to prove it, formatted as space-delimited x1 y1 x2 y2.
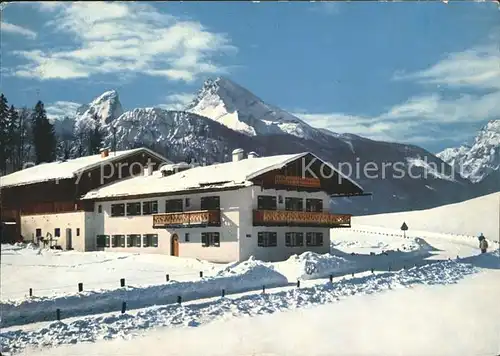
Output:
274 175 321 188
253 209 351 228
153 210 221 228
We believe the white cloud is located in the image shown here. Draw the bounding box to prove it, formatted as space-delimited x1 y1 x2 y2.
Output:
294 41 500 146
157 93 195 111
1 21 37 39
45 101 81 120
394 44 500 90
10 3 236 82
309 2 340 15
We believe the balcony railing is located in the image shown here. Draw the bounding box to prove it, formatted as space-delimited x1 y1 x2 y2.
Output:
274 175 321 188
153 210 221 228
253 209 351 228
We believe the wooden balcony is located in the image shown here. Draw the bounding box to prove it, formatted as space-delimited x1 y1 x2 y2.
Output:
253 209 351 228
152 210 221 228
274 175 321 188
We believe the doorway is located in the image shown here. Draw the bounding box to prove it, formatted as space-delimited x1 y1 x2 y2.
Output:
65 228 73 250
171 234 179 256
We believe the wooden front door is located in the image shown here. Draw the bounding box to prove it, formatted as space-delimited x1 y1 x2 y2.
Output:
65 228 72 250
171 234 179 257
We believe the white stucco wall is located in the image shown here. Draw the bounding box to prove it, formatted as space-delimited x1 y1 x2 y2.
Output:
20 212 88 251
94 189 243 262
238 186 331 262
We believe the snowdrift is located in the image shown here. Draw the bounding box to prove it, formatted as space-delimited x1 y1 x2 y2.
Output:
0 258 481 355
0 260 288 328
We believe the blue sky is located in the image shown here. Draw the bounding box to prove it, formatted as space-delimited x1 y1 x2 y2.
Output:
1 1 499 153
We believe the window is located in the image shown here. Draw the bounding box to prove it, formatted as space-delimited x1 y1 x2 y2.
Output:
76 228 80 236
285 232 304 247
257 195 277 210
258 232 277 247
111 203 125 217
185 198 191 208
285 197 303 211
143 234 158 247
126 202 141 216
306 199 323 212
306 232 324 247
201 196 220 210
54 228 61 237
98 205 102 213
142 201 158 215
185 233 190 242
127 234 142 247
165 199 183 213
36 228 42 237
112 235 123 247
96 235 110 248
201 232 220 247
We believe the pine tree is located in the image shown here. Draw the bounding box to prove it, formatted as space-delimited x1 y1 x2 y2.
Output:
6 105 20 171
0 94 10 174
31 101 56 164
56 116 76 160
17 108 31 169
88 113 103 154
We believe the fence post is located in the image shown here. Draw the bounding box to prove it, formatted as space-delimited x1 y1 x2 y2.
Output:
199 271 203 278
388 264 391 272
120 278 125 287
222 289 225 297
29 288 33 297
121 301 126 314
329 275 333 282
262 285 266 294
177 296 182 304
56 308 61 321
371 268 374 274
78 283 83 292
166 274 170 282
297 280 300 288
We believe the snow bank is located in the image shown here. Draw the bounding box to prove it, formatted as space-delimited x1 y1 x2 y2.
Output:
0 258 481 355
0 261 288 328
274 252 355 280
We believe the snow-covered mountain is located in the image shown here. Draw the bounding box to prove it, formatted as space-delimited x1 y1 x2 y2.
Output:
48 78 497 215
76 90 124 125
185 77 319 140
437 120 500 183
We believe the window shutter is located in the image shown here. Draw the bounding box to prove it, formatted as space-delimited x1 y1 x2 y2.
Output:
136 235 141 247
306 232 312 245
318 233 323 246
297 233 304 246
271 232 277 246
121 235 126 247
258 232 263 246
106 236 110 247
201 233 207 247
285 232 291 247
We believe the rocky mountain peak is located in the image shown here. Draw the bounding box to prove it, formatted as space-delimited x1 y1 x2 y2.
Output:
76 90 124 125
437 119 500 183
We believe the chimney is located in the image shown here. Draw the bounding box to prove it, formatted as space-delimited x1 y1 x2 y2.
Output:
232 148 245 162
248 151 259 159
144 164 154 176
100 148 109 158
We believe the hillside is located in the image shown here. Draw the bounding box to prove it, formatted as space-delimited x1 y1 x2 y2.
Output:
353 191 500 240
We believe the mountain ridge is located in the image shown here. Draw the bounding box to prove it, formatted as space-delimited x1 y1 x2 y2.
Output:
49 77 498 215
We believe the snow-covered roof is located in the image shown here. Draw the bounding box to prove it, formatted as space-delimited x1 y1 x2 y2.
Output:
0 148 171 188
82 152 364 200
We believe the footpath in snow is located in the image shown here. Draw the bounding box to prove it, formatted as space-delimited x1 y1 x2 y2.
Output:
2 253 492 355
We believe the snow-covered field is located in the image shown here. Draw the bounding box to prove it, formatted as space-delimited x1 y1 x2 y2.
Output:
1 193 499 355
353 191 500 241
